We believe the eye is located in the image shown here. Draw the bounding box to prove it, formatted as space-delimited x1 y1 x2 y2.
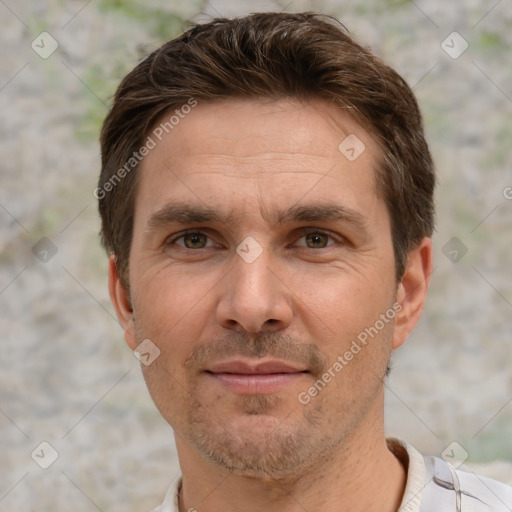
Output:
168 231 216 249
295 229 339 249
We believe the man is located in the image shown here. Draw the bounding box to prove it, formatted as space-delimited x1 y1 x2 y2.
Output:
97 12 512 512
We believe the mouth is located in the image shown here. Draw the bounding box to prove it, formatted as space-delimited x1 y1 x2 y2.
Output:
204 359 309 394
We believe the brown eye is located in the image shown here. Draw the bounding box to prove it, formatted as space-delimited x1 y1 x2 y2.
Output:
169 231 213 249
294 229 338 249
305 232 329 249
182 232 207 248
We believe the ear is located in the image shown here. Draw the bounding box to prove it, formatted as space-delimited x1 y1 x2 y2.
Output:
392 237 433 350
108 254 138 350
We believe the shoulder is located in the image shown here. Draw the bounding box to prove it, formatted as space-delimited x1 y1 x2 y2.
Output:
390 438 512 512
424 455 512 512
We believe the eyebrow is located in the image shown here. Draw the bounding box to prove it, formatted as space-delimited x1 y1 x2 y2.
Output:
146 202 369 233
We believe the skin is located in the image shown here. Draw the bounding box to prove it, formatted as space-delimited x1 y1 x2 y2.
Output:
109 98 433 512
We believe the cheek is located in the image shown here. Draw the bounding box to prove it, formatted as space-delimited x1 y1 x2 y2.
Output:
130 286 208 387
132 265 214 329
320 322 393 401
300 271 396 373
298 270 390 332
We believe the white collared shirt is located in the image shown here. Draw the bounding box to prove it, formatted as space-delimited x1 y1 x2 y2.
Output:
150 438 512 511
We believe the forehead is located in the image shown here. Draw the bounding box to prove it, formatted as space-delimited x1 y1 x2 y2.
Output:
135 98 383 226
149 98 377 160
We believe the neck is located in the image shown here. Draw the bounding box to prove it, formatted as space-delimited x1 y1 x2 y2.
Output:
176 396 406 512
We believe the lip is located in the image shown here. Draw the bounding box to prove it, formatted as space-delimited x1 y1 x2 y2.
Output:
207 359 307 374
205 359 308 394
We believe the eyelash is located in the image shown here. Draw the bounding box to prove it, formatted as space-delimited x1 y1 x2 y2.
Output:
166 228 344 250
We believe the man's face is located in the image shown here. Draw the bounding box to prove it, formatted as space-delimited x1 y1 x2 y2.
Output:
116 98 406 476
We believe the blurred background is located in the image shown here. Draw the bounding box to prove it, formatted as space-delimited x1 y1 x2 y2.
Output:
1 0 511 510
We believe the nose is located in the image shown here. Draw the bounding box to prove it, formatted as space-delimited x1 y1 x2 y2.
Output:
216 245 293 334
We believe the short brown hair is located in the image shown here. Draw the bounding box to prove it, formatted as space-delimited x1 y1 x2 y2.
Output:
98 11 435 289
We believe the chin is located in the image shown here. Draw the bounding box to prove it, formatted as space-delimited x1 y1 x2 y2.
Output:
185 401 331 479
